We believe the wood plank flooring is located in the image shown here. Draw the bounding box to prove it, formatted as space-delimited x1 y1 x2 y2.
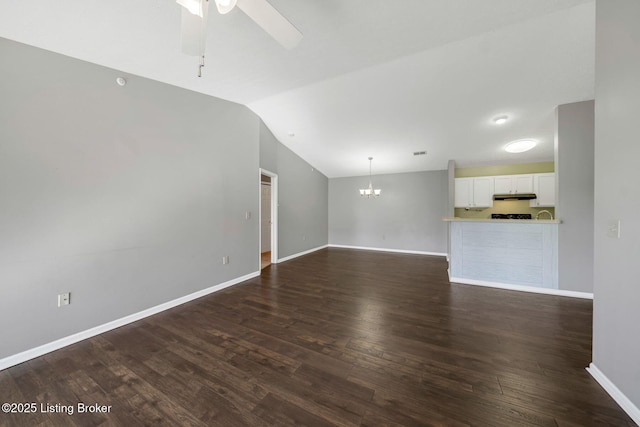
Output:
0 248 635 426
261 251 271 270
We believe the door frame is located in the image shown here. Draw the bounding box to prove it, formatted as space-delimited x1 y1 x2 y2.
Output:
259 168 278 267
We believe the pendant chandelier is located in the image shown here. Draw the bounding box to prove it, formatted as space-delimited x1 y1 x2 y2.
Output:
359 157 382 198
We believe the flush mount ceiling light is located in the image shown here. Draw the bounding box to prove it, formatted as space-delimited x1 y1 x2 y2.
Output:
493 115 509 125
115 77 127 86
359 157 381 198
505 139 537 153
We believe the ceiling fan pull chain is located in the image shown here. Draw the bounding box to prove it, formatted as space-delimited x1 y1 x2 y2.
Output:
197 0 208 77
198 55 205 77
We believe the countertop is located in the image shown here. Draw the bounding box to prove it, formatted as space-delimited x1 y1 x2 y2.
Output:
442 217 561 224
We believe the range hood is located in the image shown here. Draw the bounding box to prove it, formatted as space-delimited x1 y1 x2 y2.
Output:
493 193 537 201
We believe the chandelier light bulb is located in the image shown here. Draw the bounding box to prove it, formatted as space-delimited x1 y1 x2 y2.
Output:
359 157 382 198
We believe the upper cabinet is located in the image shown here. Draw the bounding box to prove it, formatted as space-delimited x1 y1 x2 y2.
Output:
493 174 534 194
454 173 555 208
530 173 556 207
454 177 494 208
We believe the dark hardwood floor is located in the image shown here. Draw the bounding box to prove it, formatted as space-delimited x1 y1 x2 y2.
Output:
0 248 634 426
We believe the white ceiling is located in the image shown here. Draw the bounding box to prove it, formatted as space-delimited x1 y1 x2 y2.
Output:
0 0 595 177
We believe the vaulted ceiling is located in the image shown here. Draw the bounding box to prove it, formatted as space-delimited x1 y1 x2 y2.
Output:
0 0 595 177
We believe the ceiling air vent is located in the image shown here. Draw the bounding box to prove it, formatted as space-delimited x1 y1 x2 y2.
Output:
413 151 427 156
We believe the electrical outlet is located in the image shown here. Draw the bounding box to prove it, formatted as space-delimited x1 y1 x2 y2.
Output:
607 219 621 239
222 256 229 265
58 292 70 307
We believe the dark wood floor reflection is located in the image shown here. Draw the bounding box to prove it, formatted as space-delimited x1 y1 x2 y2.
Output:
0 248 634 426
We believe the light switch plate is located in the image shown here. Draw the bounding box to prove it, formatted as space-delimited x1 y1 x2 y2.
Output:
58 292 70 307
607 219 621 239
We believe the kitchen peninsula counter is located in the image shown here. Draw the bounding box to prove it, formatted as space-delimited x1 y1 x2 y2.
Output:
444 217 559 291
443 217 561 224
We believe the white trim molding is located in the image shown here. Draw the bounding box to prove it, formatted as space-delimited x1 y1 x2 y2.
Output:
277 244 328 263
587 363 640 425
329 244 447 257
449 277 594 299
0 271 260 371
259 168 278 266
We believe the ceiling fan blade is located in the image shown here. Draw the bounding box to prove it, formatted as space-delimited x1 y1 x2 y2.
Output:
236 0 302 49
180 0 209 56
214 0 237 14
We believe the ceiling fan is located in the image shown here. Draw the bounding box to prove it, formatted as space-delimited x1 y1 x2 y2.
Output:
176 0 303 77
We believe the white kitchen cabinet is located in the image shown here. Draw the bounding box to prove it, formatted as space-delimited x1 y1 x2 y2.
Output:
530 173 556 207
454 178 471 208
455 177 493 208
514 175 534 194
472 177 494 207
493 174 533 194
493 176 512 194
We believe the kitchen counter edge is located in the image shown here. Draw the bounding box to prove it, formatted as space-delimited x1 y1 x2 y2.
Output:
442 217 561 224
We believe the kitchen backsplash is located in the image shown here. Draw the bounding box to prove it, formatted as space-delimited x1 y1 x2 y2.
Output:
454 200 555 219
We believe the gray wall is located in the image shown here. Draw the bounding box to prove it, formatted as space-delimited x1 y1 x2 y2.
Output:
593 0 640 409
556 100 595 293
259 122 278 173
329 170 448 254
259 123 329 259
447 160 456 257
0 38 264 360
447 160 456 218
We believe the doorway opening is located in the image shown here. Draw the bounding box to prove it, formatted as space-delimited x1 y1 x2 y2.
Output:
259 169 278 270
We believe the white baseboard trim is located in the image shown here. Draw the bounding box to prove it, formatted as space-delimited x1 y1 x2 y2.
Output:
0 271 260 371
449 277 594 299
587 363 640 425
329 244 447 257
277 244 328 263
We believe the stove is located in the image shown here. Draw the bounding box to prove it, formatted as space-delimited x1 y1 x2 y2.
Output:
491 213 532 220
